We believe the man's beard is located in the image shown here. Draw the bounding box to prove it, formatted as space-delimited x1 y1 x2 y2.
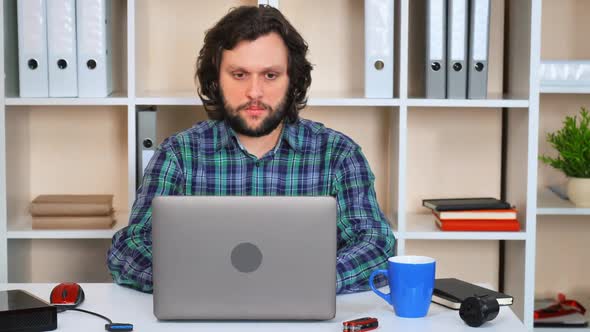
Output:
221 93 288 137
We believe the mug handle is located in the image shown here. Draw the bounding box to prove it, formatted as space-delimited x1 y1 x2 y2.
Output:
369 269 392 305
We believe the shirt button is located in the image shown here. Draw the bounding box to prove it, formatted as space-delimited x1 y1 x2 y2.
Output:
255 161 261 167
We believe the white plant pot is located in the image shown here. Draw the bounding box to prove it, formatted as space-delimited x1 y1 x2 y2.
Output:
567 177 590 207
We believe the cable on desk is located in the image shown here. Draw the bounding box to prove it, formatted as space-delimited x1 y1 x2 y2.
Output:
67 308 113 324
56 307 133 331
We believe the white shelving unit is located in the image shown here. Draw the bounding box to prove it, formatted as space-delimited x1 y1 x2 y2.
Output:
5 92 130 106
534 0 590 331
540 85 590 94
6 0 590 330
406 97 529 108
6 212 129 239
537 189 590 215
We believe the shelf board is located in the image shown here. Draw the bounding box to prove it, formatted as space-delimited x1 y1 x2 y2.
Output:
540 84 590 94
308 91 400 106
400 214 528 240
7 212 129 239
136 91 203 106
406 96 529 108
5 91 129 106
537 188 590 215
309 97 400 106
136 90 400 107
535 328 589 332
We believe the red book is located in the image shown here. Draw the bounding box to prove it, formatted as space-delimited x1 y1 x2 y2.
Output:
434 218 521 231
433 209 517 220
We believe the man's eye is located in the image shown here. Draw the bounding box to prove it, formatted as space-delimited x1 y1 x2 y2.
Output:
233 72 245 79
265 72 278 80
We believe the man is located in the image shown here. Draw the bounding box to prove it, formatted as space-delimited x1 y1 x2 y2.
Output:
107 5 395 294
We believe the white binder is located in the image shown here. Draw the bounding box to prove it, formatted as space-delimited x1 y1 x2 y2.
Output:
446 0 468 99
258 0 279 7
467 0 491 99
77 0 113 97
137 107 157 188
426 0 446 98
540 61 590 87
47 0 78 97
364 0 394 98
17 0 49 97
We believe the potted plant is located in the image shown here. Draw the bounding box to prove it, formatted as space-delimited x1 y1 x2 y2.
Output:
539 107 590 207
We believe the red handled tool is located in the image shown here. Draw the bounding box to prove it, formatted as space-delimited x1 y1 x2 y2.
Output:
342 317 379 332
534 293 586 319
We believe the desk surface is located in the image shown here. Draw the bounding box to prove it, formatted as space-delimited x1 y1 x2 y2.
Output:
1 283 527 331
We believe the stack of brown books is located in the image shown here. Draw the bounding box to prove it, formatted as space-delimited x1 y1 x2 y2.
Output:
30 195 115 229
422 197 521 231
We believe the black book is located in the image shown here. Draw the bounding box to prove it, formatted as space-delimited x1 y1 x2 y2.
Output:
432 278 514 310
422 197 511 212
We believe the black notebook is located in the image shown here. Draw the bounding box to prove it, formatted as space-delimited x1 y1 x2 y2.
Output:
422 197 511 212
432 278 514 310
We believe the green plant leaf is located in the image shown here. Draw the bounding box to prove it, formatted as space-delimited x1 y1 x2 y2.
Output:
539 107 590 178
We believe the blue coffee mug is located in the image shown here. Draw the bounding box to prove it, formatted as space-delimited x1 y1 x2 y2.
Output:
369 256 436 318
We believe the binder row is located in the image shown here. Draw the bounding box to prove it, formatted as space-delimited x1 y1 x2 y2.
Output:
17 0 113 98
539 61 590 87
426 0 491 99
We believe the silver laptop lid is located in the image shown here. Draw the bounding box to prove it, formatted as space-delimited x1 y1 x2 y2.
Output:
152 196 337 320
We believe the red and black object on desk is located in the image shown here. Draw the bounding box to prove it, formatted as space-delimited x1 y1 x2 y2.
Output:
534 293 588 328
342 317 379 332
49 282 85 309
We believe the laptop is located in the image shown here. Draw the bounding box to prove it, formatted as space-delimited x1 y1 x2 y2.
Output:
151 196 337 320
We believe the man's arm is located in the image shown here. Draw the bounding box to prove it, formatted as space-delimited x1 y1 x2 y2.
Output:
332 146 396 294
107 140 185 292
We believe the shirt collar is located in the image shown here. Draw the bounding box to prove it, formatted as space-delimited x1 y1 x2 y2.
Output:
214 120 303 154
214 120 234 151
281 120 303 153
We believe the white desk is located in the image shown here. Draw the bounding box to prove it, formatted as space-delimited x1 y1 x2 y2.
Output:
1 283 527 331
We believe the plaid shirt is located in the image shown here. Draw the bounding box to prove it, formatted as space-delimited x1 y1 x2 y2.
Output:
107 118 395 294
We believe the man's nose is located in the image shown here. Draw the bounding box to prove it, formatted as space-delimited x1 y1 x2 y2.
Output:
246 76 263 100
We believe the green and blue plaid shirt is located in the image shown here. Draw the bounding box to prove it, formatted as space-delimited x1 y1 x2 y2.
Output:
107 118 395 294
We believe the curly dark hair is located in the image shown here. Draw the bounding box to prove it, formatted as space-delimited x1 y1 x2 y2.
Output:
195 5 313 124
